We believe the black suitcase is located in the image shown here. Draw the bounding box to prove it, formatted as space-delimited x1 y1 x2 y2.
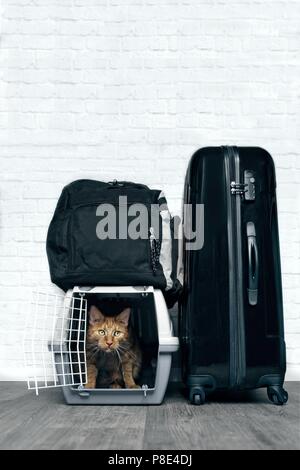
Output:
180 146 288 405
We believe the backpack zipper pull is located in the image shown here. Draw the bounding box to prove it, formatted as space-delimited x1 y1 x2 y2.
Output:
150 227 156 248
150 227 157 274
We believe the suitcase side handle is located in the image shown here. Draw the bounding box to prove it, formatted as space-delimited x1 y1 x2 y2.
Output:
247 222 259 306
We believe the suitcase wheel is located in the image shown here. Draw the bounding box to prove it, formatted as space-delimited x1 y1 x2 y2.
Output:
267 386 288 406
189 387 206 406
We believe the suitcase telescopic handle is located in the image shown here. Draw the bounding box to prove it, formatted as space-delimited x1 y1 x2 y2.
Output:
247 222 259 306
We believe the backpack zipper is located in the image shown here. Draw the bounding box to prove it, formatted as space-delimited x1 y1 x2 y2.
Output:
149 227 161 274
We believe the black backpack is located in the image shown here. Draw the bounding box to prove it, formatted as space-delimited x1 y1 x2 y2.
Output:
46 179 182 307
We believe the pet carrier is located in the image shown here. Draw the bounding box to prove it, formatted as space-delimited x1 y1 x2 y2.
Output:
24 286 179 405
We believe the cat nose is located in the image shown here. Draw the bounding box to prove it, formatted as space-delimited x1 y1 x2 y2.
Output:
106 341 113 348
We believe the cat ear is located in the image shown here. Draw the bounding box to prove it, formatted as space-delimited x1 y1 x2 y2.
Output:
116 308 131 327
89 306 105 324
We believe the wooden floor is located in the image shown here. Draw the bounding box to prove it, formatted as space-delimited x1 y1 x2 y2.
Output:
0 382 299 450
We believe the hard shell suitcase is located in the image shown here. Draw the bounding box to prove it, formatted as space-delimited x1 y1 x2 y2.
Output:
180 146 288 406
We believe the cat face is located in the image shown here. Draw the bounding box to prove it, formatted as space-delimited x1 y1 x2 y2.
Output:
87 305 130 353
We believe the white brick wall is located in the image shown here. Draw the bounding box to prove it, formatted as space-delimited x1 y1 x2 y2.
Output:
0 0 299 381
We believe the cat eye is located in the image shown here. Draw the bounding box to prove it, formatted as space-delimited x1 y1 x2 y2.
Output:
113 331 121 337
98 329 106 336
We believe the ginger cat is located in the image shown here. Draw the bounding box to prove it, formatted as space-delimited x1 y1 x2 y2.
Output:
85 305 141 389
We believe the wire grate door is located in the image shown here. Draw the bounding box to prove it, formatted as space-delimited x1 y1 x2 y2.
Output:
23 291 87 395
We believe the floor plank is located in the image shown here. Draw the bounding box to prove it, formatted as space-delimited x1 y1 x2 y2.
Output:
0 382 298 450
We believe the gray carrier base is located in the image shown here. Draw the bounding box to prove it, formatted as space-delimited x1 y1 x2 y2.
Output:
56 353 173 405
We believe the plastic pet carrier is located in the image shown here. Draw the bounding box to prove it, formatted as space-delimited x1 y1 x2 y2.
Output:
24 286 179 405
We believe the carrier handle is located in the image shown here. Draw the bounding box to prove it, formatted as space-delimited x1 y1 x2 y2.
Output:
247 222 259 306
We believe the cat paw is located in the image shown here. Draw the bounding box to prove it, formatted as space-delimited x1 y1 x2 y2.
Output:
126 384 141 389
111 383 122 389
85 383 95 389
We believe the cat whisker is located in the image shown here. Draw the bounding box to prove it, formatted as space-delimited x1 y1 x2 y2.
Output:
115 348 122 366
117 345 136 361
87 347 100 361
